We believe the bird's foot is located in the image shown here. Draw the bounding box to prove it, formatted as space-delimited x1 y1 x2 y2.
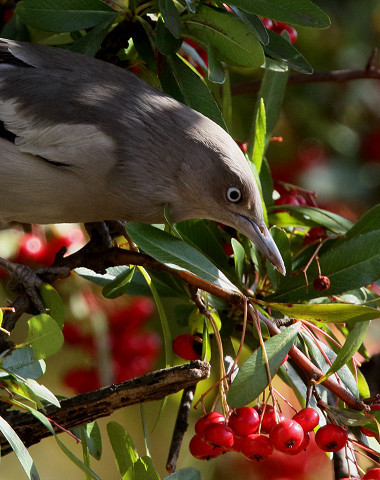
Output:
0 257 70 312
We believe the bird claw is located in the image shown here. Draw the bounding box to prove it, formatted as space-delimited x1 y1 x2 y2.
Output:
0 258 71 313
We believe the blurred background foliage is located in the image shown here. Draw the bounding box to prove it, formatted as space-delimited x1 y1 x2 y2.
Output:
0 0 379 479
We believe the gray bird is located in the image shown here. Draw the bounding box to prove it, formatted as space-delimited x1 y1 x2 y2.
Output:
0 38 285 275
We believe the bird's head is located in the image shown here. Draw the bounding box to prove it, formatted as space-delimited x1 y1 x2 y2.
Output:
167 117 286 276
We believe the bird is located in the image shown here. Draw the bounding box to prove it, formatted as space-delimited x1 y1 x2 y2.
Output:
0 38 285 276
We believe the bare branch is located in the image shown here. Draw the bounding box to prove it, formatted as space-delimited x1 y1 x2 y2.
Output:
1 361 210 456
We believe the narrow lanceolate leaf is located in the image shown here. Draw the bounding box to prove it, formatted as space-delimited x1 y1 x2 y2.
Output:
181 6 264 68
102 266 135 299
320 321 370 381
126 222 240 292
227 323 301 407
16 0 118 32
159 53 226 130
268 303 380 325
251 98 266 173
231 238 245 283
225 0 330 28
0 416 40 480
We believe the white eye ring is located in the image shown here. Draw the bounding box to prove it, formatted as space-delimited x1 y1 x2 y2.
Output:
226 187 242 203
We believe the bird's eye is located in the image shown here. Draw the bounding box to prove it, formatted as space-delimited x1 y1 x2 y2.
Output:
226 187 242 203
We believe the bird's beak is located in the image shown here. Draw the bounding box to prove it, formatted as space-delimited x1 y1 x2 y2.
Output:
234 215 286 276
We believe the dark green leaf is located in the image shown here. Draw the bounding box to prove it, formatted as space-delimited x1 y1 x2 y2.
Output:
228 9 269 44
270 229 380 301
126 223 239 292
207 46 225 84
107 422 138 476
324 405 369 427
181 6 264 67
159 53 226 129
0 416 40 479
227 323 301 407
68 16 115 56
16 0 117 32
102 266 135 299
159 0 181 38
264 29 312 74
339 204 380 241
125 456 160 480
27 314 64 359
72 422 102 460
232 238 245 283
322 321 369 380
260 157 274 208
226 0 330 28
155 17 182 55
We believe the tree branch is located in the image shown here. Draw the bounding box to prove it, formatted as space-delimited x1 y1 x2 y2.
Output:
0 361 210 456
231 66 380 95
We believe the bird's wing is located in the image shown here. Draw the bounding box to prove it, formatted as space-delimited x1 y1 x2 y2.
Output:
0 39 123 172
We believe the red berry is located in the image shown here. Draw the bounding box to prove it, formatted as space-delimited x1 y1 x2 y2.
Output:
3 9 14 23
360 425 377 437
315 424 348 452
172 334 202 360
195 412 226 438
285 431 310 455
292 408 319 432
275 194 300 207
339 478 361 480
203 423 235 449
261 17 274 29
281 354 289 365
269 419 304 453
303 227 327 245
364 469 380 480
15 234 47 265
313 275 331 291
241 434 274 461
261 410 286 434
63 367 100 394
228 407 260 437
189 435 224 460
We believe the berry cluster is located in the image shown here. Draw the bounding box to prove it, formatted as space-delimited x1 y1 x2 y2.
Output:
63 297 161 393
189 406 352 462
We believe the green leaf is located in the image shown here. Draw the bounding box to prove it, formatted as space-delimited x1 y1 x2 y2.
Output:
16 0 118 32
181 6 264 67
229 9 269 45
26 314 64 359
24 378 60 407
159 53 227 130
72 422 102 460
207 46 225 84
159 0 181 38
107 422 139 476
1 347 45 379
226 0 330 28
0 416 40 479
126 223 240 292
269 205 353 233
40 283 65 328
301 331 359 397
163 468 201 480
231 238 245 283
68 16 115 56
227 323 301 407
264 29 312 74
124 456 160 480
252 98 266 173
270 229 380 301
102 266 135 299
268 303 380 325
321 321 370 381
339 204 380 240
248 66 288 156
155 17 182 55
323 405 369 427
